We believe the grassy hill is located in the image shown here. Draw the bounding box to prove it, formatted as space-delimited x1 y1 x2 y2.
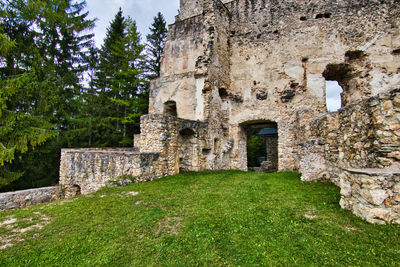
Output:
1 171 399 266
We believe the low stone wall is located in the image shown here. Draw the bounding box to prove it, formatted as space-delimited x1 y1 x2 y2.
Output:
339 168 400 224
0 186 62 211
59 149 163 197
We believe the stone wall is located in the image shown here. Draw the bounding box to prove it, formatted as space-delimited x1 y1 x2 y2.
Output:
299 89 400 223
339 168 400 225
149 15 205 120
0 186 62 211
59 148 163 197
140 114 179 176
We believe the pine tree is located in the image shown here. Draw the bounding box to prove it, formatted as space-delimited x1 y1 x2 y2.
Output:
146 12 167 78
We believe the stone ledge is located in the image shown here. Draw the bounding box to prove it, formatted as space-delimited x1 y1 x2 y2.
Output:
61 149 158 156
345 168 400 175
0 186 62 211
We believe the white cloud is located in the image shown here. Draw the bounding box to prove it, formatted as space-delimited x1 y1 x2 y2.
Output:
326 81 343 112
86 0 179 47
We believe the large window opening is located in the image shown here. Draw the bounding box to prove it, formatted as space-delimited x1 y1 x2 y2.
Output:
243 121 278 173
322 63 351 110
326 81 343 112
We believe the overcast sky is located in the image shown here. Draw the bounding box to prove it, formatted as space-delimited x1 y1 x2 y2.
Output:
86 0 180 47
84 0 341 111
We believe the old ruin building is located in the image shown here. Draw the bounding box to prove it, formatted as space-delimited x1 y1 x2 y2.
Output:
60 0 400 224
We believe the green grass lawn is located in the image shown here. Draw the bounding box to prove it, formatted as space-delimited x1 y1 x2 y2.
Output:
1 170 400 266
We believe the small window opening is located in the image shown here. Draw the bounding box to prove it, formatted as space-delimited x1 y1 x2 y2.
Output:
202 148 211 155
164 101 177 116
392 48 400 55
218 88 228 99
179 128 195 138
326 81 343 112
315 13 331 19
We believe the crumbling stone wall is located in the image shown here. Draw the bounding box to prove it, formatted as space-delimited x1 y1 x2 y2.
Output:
59 148 163 196
140 114 179 176
299 89 400 223
58 0 400 224
0 186 62 211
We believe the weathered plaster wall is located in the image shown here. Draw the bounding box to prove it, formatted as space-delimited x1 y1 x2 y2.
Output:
0 186 62 211
149 15 205 120
225 0 400 171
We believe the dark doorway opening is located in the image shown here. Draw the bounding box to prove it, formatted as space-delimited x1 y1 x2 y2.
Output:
243 121 278 172
178 128 197 173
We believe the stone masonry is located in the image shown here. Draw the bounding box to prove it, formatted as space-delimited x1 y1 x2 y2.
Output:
0 186 62 211
59 0 400 224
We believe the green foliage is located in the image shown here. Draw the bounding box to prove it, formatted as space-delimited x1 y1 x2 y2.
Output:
146 12 167 78
246 129 265 167
1 171 400 265
93 9 147 147
0 0 94 189
0 3 152 190
0 31 14 55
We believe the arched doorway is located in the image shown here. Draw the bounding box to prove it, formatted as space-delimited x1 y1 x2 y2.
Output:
178 127 197 172
241 121 278 172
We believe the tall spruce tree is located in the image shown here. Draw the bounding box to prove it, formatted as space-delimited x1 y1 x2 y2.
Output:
94 9 147 147
146 12 167 78
0 0 95 190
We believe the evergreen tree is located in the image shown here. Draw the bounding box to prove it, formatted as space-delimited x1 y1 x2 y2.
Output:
94 10 147 147
110 17 146 144
0 0 95 190
146 12 167 78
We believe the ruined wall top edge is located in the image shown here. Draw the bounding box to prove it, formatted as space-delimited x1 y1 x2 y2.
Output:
178 0 399 21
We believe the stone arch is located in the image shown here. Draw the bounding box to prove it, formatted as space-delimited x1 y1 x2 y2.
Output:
64 184 81 198
178 127 198 172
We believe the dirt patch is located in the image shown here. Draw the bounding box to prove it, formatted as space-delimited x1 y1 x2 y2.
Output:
154 217 183 235
304 213 318 220
344 225 359 232
0 212 52 250
125 191 139 196
40 198 77 209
